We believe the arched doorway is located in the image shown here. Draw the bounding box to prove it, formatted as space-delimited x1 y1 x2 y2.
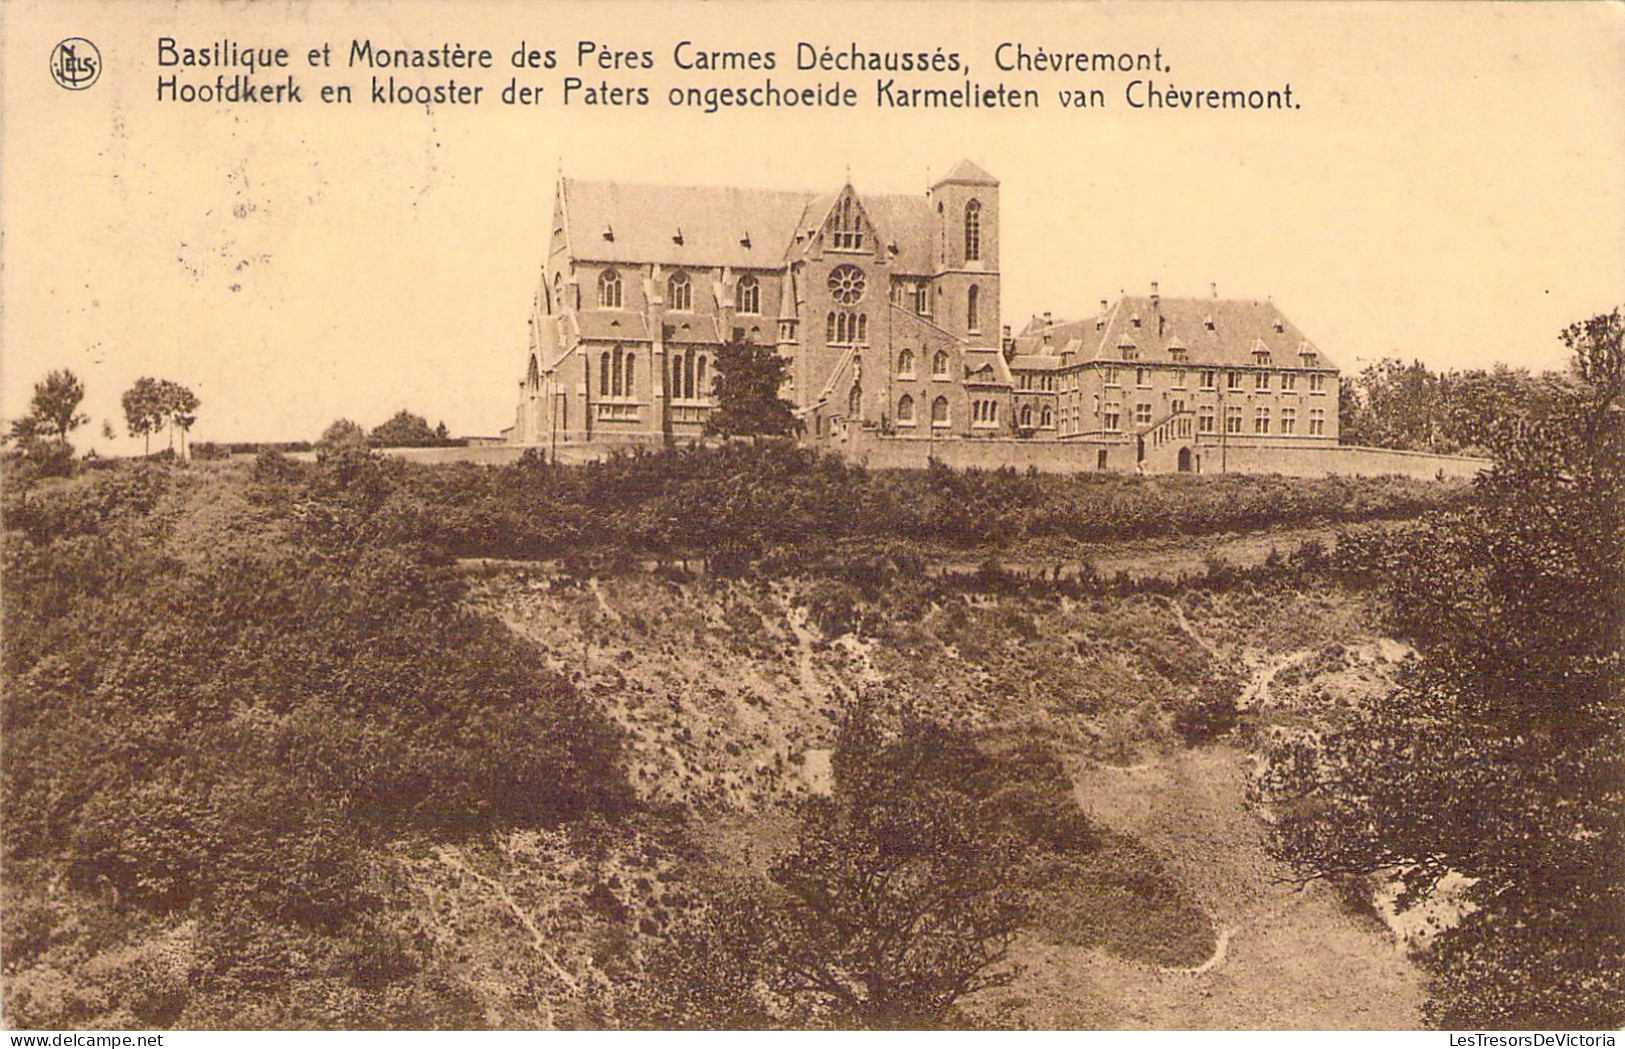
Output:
1178 447 1193 473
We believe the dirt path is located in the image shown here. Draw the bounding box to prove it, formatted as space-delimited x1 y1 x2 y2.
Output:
1001 745 1424 1029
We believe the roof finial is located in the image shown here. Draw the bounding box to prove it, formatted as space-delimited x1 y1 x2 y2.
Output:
844 161 852 185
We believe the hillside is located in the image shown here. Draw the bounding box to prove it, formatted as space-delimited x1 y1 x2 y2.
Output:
1 452 1450 1029
472 563 1428 1027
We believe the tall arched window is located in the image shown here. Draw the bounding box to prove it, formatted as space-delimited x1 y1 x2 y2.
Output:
1041 404 1054 428
897 394 915 423
931 396 950 426
826 312 837 343
670 352 684 398
736 275 760 314
897 348 915 376
856 313 867 345
932 350 950 377
967 285 980 333
1020 404 1033 427
598 268 622 309
833 197 864 250
611 346 624 396
849 384 862 418
684 351 696 399
964 200 982 261
599 352 611 396
696 355 708 395
624 352 636 396
527 355 540 391
668 271 692 311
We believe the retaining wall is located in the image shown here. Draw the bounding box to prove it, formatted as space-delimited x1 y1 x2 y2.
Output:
840 432 1490 479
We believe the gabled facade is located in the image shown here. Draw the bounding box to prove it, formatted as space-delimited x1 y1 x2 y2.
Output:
512 161 1006 446
510 162 1341 474
1003 289 1341 472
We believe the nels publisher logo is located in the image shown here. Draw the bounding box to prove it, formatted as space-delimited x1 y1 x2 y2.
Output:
50 37 101 90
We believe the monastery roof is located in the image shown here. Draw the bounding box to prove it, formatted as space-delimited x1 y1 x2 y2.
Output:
1008 354 1064 371
1011 296 1339 372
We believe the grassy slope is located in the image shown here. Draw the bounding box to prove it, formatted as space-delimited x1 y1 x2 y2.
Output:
477 564 1428 1028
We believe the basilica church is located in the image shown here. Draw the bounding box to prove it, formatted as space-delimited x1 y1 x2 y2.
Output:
508 160 1343 473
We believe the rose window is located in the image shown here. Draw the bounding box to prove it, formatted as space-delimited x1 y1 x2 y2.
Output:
828 265 866 305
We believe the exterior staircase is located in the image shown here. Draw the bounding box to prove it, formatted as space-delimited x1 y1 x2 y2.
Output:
1136 409 1201 472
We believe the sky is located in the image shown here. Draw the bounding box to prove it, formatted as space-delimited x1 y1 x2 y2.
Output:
3 1 1623 450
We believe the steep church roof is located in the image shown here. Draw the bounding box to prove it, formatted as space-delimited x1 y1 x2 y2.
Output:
562 179 815 268
858 193 936 275
561 164 982 274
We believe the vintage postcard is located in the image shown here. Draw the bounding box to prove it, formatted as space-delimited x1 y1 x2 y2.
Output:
2 0 1621 1036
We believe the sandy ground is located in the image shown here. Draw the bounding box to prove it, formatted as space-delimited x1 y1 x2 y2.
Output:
981 744 1425 1029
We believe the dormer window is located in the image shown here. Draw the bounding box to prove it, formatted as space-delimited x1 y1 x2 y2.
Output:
673 228 684 246
601 224 614 242
740 231 752 248
1273 319 1285 333
1131 314 1142 328
1204 316 1216 331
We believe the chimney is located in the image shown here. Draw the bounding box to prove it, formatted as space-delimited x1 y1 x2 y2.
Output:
1210 282 1218 299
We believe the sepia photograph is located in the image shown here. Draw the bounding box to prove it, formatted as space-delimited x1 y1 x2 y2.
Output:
1 0 1621 1034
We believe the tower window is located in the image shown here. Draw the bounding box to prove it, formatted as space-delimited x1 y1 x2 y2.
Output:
967 285 981 333
964 199 982 261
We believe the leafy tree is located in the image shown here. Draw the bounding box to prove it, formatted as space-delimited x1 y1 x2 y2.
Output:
160 381 200 458
630 700 1041 1030
7 370 89 475
762 707 1031 1028
12 369 89 450
370 409 443 448
121 377 169 456
316 418 370 457
1259 309 1624 1028
703 338 798 441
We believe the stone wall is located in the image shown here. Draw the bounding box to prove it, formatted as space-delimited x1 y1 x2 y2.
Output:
840 430 1490 479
